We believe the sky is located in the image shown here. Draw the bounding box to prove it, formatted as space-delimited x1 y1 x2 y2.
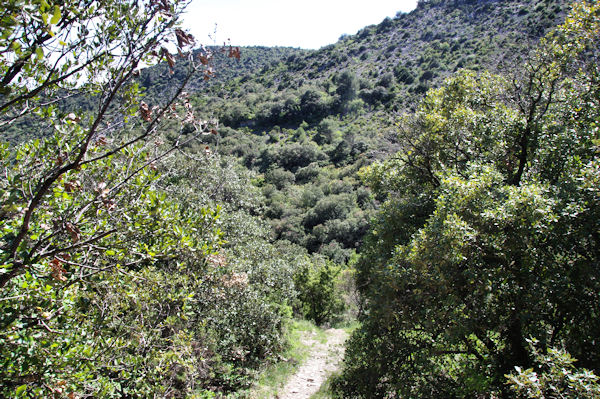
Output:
182 0 419 50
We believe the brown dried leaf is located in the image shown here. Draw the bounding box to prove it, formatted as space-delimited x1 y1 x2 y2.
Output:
161 47 175 68
63 180 80 193
203 68 215 81
102 198 116 212
96 136 108 146
198 54 210 65
65 222 81 242
228 46 241 60
175 28 195 49
50 258 67 282
140 101 152 122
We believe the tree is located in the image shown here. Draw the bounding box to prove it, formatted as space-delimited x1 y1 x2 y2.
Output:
335 70 359 112
0 0 208 287
334 2 600 397
293 256 345 325
0 0 237 396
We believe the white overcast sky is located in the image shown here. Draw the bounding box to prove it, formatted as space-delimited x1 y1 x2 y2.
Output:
182 0 419 49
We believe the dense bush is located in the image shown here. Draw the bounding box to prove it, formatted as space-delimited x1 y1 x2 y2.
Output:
259 142 327 172
0 135 304 397
335 3 600 397
265 167 296 189
293 257 345 325
507 339 600 398
303 193 355 229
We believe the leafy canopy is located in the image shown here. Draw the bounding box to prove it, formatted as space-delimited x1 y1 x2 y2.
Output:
335 1 600 397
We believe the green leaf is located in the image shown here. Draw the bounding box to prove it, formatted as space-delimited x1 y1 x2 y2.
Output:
50 6 61 25
11 41 21 52
15 385 27 395
35 47 44 61
1 27 13 40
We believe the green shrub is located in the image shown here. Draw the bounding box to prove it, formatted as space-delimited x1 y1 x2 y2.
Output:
293 258 345 325
265 167 295 189
507 339 600 398
295 162 321 183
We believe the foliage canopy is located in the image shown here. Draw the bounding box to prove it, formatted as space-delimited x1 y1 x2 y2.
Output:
334 1 600 397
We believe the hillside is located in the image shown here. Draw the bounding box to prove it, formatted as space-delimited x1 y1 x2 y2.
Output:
175 0 574 261
0 46 308 144
209 0 571 120
139 45 312 101
2 0 598 397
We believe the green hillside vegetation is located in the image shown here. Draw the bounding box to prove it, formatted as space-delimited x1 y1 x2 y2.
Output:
138 46 312 102
181 0 574 261
0 46 309 144
207 0 571 120
1 0 599 397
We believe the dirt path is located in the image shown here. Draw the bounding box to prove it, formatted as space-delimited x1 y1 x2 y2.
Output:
277 328 348 399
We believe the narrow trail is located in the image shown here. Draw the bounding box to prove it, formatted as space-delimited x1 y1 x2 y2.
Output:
277 328 348 399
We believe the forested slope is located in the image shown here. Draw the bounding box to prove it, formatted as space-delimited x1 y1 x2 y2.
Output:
1 0 598 397
139 46 311 101
176 0 575 262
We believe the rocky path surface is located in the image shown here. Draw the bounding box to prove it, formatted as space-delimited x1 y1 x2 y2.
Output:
277 328 348 399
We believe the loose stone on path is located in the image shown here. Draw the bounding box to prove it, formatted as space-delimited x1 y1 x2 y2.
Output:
277 328 348 399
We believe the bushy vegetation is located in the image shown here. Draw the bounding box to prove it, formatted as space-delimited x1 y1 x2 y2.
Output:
169 0 573 265
293 257 345 325
0 1 326 396
332 2 600 397
506 339 600 398
2 0 598 396
139 46 311 104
